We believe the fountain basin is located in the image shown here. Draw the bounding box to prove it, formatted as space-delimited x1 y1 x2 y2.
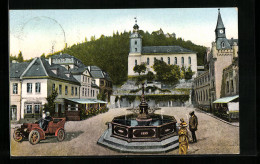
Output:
111 114 177 142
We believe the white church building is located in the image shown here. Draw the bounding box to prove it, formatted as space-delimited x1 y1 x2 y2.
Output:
128 20 198 77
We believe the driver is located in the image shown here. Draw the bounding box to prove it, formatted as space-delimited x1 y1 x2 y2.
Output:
41 111 53 131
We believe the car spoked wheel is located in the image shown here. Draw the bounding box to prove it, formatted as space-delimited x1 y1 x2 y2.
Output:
13 128 23 142
57 129 65 142
29 130 40 145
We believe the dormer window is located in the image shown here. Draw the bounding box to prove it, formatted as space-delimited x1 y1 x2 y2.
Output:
221 42 225 48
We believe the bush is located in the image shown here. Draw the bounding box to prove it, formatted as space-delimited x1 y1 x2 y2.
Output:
80 107 109 120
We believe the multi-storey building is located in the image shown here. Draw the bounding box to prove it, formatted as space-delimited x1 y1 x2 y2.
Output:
194 9 239 113
20 57 80 120
10 62 30 121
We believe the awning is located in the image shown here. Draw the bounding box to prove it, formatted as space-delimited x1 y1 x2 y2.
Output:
213 95 239 103
94 100 108 104
65 98 107 104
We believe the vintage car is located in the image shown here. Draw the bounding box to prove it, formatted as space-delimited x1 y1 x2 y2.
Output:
13 117 66 145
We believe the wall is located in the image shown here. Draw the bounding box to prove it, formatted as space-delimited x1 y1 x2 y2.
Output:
10 79 22 120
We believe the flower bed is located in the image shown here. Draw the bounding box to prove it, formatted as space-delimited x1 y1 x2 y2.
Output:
80 107 109 120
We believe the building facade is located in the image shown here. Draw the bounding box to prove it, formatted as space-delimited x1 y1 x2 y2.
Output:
10 62 30 121
194 9 239 111
128 21 197 77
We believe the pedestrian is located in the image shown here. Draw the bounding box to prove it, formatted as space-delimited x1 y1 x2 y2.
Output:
189 111 198 143
178 118 189 155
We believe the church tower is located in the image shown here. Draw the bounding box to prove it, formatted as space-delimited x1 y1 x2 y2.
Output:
129 18 142 54
215 9 231 50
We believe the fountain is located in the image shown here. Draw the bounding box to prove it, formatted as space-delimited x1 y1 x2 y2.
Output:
97 83 179 153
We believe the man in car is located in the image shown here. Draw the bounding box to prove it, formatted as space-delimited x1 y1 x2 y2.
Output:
41 111 53 131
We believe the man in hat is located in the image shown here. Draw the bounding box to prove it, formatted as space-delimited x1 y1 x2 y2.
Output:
41 111 53 131
189 111 198 143
178 118 189 155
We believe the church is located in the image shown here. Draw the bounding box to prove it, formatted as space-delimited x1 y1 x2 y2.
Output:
127 19 198 77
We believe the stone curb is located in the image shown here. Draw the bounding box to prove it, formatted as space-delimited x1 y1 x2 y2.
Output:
195 108 239 127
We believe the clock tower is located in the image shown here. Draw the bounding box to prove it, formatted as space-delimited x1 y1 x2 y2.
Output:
214 9 231 50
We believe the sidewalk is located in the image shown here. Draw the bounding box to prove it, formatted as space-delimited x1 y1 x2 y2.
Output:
195 108 239 127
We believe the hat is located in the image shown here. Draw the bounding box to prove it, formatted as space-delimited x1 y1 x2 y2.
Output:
189 111 194 115
180 118 185 122
46 111 50 116
180 122 188 127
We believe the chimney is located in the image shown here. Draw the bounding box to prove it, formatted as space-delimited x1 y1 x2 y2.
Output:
49 58 52 65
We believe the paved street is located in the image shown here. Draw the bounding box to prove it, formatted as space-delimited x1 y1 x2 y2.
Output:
10 107 239 156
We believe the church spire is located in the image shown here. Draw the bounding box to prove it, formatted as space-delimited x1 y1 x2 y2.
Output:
133 17 139 33
215 9 225 30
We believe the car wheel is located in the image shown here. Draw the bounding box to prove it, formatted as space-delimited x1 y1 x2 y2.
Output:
57 129 65 142
29 130 40 145
13 128 23 142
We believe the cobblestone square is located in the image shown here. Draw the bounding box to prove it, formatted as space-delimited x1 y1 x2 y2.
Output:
10 107 239 156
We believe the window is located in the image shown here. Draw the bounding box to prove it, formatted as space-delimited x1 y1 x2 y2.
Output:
161 57 163 61
59 85 62 95
231 80 234 92
93 90 95 97
175 57 177 64
91 90 92 97
221 42 225 48
65 86 68 95
52 84 55 92
13 83 18 94
71 87 74 95
135 48 137 52
135 40 137 45
147 58 149 65
26 105 32 113
181 57 184 65
226 81 229 93
75 87 78 96
135 60 137 66
168 57 170 64
35 82 41 93
88 89 89 97
27 83 32 93
188 57 191 65
82 88 84 96
88 77 89 83
34 104 40 114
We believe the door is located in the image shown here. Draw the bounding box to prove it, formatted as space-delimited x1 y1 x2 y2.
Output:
11 106 17 120
58 104 62 117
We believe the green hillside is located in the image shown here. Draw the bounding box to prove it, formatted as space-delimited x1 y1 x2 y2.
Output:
48 29 207 85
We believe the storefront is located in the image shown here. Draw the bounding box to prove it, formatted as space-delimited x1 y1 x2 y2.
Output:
213 95 239 121
64 98 107 121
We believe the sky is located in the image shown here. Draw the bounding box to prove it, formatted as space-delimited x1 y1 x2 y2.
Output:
9 8 238 60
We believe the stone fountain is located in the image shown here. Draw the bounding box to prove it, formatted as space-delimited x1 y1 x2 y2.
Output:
97 83 179 153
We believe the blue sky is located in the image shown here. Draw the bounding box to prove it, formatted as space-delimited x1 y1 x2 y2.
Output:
9 8 238 59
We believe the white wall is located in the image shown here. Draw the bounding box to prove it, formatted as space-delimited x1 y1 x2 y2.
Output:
128 53 197 77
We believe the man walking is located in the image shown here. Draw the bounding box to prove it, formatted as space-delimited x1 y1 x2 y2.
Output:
189 111 198 143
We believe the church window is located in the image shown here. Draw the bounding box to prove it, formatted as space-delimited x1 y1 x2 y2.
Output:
135 48 137 52
135 60 137 66
226 81 229 93
147 58 149 65
168 57 170 64
181 57 184 65
161 57 163 61
221 42 225 48
135 41 137 45
188 57 191 64
175 57 177 64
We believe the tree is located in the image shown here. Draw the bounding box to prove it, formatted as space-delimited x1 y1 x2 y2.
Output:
43 89 58 116
97 90 106 101
153 59 181 85
146 71 155 82
41 53 46 58
17 51 24 63
133 63 146 75
184 66 194 79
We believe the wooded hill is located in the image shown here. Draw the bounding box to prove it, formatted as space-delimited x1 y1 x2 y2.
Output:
48 29 207 85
